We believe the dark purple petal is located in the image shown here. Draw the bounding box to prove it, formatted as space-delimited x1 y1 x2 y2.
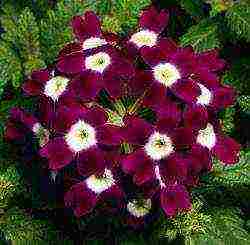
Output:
193 67 220 89
105 57 135 81
10 107 38 130
121 149 155 185
160 153 188 184
4 121 25 140
171 79 200 104
98 185 125 211
71 11 101 41
57 51 84 74
97 124 123 145
64 182 97 217
143 82 167 109
128 70 153 96
172 127 195 150
139 6 169 33
160 185 191 217
31 69 51 82
37 97 55 128
77 147 106 177
169 47 196 76
58 42 83 57
155 98 181 132
212 135 240 165
211 86 236 109
102 78 124 98
122 116 154 145
70 71 103 101
54 103 87 132
187 144 212 175
22 79 44 96
81 107 107 126
183 105 208 130
158 38 178 57
140 46 166 66
196 50 225 72
39 137 74 170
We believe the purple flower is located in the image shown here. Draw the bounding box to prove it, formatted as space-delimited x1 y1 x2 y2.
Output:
195 121 240 164
126 6 169 55
64 168 124 217
39 105 115 171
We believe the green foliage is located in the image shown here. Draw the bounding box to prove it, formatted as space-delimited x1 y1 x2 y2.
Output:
0 207 59 242
206 0 234 17
203 151 250 187
186 208 250 245
222 57 250 95
0 165 24 209
180 19 221 52
226 2 250 42
220 107 235 134
238 95 250 113
179 0 205 20
39 0 92 63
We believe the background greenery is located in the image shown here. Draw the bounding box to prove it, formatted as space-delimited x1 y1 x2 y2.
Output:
0 0 249 244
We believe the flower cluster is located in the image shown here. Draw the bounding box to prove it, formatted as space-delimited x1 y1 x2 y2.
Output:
5 7 240 226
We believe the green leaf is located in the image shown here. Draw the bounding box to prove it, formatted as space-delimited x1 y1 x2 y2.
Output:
179 0 205 20
238 95 250 113
180 19 221 52
226 2 250 42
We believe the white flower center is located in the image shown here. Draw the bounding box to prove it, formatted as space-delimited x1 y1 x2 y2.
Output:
65 120 97 153
144 132 174 161
82 37 107 50
153 63 181 87
196 83 212 106
32 123 50 147
127 198 152 218
85 52 111 73
154 165 166 188
197 123 216 150
130 30 158 48
44 76 69 101
86 169 115 194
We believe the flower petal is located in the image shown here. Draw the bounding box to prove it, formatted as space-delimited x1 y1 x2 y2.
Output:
171 79 200 104
172 127 195 150
140 46 166 66
122 116 154 145
211 86 236 109
64 182 97 217
160 153 188 184
70 71 103 101
212 135 240 165
183 105 208 130
160 185 191 217
77 147 106 177
97 124 123 145
139 6 169 33
54 103 87 132
81 107 107 126
40 137 74 170
196 50 225 72
57 51 84 74
121 149 154 185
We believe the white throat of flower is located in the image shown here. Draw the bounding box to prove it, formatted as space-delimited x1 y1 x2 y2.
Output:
196 83 212 106
144 132 174 161
44 76 69 101
82 37 107 50
32 123 50 147
65 120 97 153
130 29 158 48
153 63 181 87
154 165 166 188
86 169 115 194
127 198 152 218
85 52 111 73
197 123 216 150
